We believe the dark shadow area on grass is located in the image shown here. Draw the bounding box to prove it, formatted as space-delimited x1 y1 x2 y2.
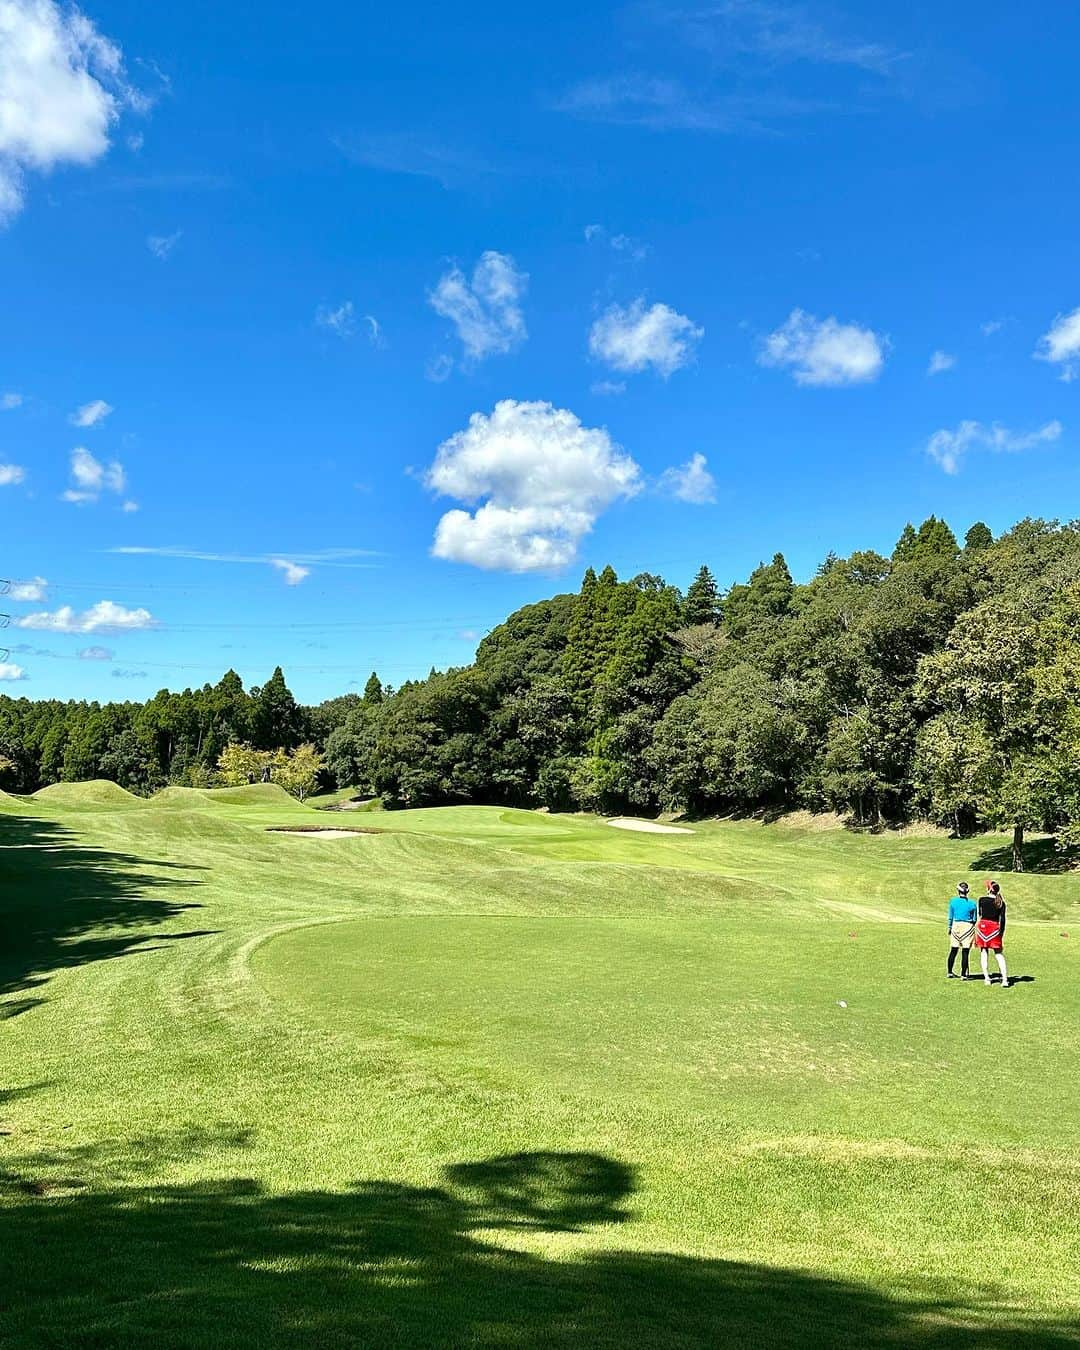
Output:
0 812 205 1008
968 838 1079 875
0 1149 1076 1348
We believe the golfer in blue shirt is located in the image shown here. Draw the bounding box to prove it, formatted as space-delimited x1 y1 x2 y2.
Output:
947 882 977 979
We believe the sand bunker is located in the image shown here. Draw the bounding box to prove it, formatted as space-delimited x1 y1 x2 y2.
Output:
607 817 693 835
266 827 370 839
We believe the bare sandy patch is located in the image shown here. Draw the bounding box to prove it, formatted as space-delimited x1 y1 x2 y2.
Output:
266 827 371 839
607 817 693 835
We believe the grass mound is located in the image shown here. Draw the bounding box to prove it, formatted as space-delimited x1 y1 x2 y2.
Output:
151 786 218 809
150 783 301 809
199 783 300 807
30 780 143 808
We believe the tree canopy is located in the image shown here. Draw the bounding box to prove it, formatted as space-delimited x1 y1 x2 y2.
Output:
4 515 1079 866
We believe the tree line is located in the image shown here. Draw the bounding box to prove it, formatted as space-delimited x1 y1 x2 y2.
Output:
3 516 1078 868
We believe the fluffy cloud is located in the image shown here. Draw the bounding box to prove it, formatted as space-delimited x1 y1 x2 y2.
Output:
429 250 527 363
589 299 703 377
925 419 1062 475
270 558 310 586
70 397 112 427
9 575 46 600
14 599 156 633
0 661 26 680
1 391 22 409
0 463 26 485
78 644 114 661
0 0 141 222
759 309 886 386
1035 307 1080 382
427 399 641 571
147 228 181 259
62 446 126 503
927 350 955 376
658 453 717 504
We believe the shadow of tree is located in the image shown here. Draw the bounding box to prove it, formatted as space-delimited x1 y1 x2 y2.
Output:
0 1150 1074 1348
968 837 1079 875
0 811 207 1007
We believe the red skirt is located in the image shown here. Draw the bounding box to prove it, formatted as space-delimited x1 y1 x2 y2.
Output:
975 918 1003 950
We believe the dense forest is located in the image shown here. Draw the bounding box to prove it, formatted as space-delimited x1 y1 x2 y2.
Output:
3 516 1079 868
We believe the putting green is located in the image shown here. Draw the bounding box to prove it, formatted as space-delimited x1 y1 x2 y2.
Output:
255 913 1078 1140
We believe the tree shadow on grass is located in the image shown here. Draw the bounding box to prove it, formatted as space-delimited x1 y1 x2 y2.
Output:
967 838 1079 876
0 812 206 1009
0 1149 1075 1348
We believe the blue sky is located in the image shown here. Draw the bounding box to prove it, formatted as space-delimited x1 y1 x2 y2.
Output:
2 0 1078 701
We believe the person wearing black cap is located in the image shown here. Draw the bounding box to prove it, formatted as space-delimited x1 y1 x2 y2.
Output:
947 881 977 980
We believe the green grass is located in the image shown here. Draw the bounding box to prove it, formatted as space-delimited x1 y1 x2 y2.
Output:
1 787 1078 1347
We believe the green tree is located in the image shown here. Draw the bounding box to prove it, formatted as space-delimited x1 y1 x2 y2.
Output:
964 522 993 552
251 667 303 750
276 743 325 801
682 565 721 627
363 673 384 705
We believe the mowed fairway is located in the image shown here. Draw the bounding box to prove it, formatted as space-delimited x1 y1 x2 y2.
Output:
1 785 1079 1347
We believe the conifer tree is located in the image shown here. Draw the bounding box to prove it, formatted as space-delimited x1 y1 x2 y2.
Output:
682 565 721 626
964 522 993 552
251 666 303 750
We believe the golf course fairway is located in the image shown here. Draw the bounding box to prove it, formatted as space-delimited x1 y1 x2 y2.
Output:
2 784 1078 1347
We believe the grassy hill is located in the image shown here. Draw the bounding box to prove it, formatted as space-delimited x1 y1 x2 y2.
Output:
1 792 1078 1347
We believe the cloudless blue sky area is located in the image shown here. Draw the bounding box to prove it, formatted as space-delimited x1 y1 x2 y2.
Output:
3 0 1078 701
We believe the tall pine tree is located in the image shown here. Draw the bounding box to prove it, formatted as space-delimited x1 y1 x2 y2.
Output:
251 667 303 750
682 565 721 626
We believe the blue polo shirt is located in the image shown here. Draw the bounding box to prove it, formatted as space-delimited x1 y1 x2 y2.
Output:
948 896 977 926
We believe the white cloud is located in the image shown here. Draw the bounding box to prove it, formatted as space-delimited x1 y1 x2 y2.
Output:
70 397 112 426
0 0 142 223
980 319 1004 337
0 463 26 485
316 300 356 338
759 308 886 386
927 350 955 376
121 498 139 513
425 352 454 383
110 545 379 570
9 575 46 600
429 250 527 363
78 644 113 661
584 224 648 261
270 558 310 586
658 452 716 504
1 391 22 409
427 399 641 572
591 379 626 396
589 299 703 377
1035 307 1080 382
14 599 156 633
147 228 181 259
0 661 26 681
62 446 126 503
925 419 1063 475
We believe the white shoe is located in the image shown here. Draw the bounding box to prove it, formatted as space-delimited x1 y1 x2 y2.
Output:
984 977 992 985
1000 980 1009 989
